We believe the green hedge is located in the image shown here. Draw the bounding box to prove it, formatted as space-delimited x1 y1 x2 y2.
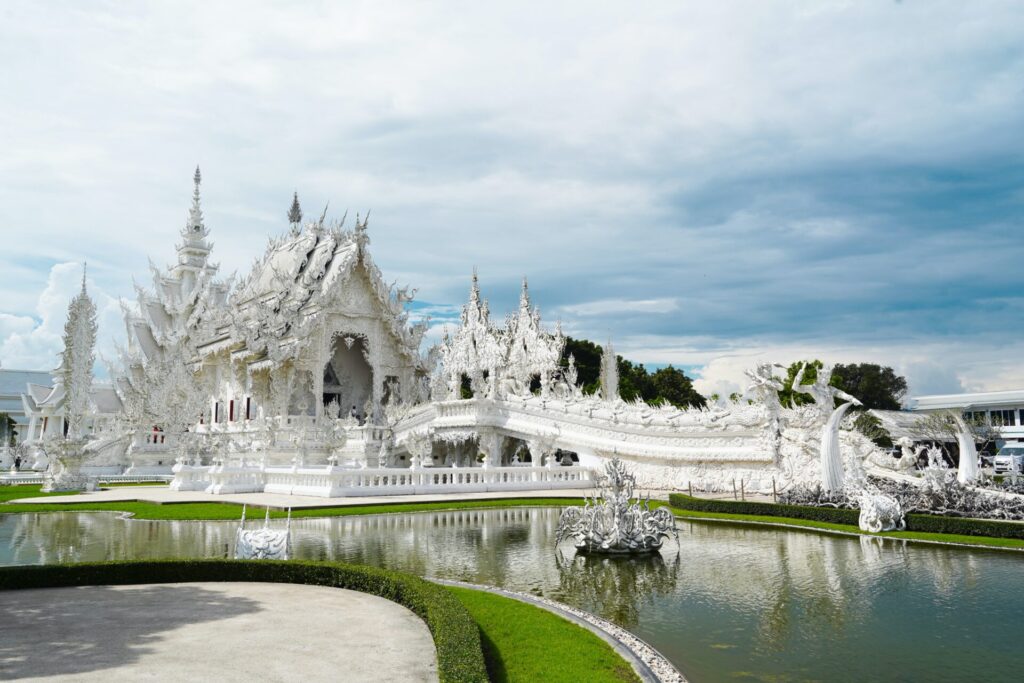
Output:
668 493 1024 540
667 493 860 525
903 513 1024 540
0 560 487 683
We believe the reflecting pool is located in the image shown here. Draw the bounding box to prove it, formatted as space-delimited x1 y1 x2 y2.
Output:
2 508 1021 682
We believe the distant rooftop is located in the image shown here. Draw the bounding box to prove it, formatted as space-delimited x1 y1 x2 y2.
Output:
911 389 1024 411
0 369 52 396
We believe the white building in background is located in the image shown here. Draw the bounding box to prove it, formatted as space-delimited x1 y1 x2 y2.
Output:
911 390 1024 447
0 369 51 444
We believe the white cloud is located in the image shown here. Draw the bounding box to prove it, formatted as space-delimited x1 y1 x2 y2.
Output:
559 298 679 317
0 1 1022 395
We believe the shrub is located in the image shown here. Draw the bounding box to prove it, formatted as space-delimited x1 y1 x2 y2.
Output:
0 560 487 683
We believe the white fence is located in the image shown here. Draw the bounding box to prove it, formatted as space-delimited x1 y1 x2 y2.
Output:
171 463 596 498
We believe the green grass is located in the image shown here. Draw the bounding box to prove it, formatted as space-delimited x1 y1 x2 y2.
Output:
0 485 586 520
668 506 1024 550
447 586 640 683
0 485 68 503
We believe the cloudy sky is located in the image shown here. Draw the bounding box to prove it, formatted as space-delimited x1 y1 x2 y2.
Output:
2 1 1023 400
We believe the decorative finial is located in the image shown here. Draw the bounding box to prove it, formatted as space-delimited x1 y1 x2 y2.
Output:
184 165 205 237
288 192 303 225
519 276 530 309
81 262 88 293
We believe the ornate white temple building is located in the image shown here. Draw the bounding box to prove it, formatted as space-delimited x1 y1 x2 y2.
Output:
9 169 897 497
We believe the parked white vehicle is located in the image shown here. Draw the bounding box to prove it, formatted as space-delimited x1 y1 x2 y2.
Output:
993 445 1024 475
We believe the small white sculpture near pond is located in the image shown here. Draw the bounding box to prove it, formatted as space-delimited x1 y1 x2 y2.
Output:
234 505 292 560
857 491 906 533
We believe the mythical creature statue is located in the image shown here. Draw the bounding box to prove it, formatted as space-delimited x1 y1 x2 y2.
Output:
857 490 906 532
234 505 292 560
556 457 677 554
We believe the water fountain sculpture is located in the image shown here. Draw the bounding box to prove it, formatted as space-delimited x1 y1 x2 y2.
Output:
557 458 677 554
234 505 292 560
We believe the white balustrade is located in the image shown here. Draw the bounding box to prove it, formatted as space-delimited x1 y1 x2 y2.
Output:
171 463 596 498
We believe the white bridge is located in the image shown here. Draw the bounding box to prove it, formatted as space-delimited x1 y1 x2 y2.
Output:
167 394 783 497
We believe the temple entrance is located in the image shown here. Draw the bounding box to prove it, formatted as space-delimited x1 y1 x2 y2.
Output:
323 335 373 419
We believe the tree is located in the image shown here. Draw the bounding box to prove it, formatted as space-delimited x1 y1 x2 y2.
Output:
778 360 823 408
830 363 908 411
0 412 17 447
650 366 707 409
561 337 706 409
778 360 908 411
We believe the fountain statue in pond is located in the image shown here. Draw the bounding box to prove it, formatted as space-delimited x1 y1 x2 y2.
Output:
557 457 677 554
234 505 292 560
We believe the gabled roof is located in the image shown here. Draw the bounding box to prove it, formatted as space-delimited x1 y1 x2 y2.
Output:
0 369 52 396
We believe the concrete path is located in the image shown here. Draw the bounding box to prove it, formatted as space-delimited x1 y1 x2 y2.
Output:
10 486 599 509
0 582 438 682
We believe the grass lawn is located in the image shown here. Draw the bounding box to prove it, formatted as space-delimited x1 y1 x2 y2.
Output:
448 586 640 683
0 485 586 520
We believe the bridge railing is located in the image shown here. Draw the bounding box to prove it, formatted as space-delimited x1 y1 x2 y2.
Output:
169 463 596 498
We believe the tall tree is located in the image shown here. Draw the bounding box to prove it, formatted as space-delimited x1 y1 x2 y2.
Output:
830 363 908 410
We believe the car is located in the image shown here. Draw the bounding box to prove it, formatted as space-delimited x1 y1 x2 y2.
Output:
993 445 1024 475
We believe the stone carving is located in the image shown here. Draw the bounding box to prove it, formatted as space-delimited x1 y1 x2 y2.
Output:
234 505 292 560
556 458 677 554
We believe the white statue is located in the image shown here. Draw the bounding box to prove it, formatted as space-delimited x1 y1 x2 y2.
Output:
953 415 979 484
858 491 906 532
789 363 862 493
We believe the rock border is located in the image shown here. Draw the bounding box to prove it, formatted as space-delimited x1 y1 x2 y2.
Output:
433 578 686 683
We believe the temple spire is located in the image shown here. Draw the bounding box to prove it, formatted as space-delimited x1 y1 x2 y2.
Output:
469 268 481 305
519 276 530 310
288 191 303 225
184 165 207 238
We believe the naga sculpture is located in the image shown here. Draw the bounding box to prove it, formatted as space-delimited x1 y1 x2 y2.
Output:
556 457 677 554
234 505 292 560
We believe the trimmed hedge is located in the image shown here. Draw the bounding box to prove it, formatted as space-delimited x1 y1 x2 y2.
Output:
0 560 487 683
667 493 860 525
903 513 1024 540
668 493 1024 541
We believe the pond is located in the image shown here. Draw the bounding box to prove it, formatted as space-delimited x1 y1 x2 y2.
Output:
1 508 1021 682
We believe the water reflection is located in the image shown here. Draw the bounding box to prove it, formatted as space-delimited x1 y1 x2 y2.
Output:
553 550 680 627
1 508 1020 682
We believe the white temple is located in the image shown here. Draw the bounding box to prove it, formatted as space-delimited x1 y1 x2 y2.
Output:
8 169 893 497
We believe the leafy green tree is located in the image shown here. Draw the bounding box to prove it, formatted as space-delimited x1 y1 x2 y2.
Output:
778 360 908 411
561 337 706 409
830 363 908 411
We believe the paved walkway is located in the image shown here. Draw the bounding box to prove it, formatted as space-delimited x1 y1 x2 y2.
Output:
0 582 438 682
10 486 600 509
